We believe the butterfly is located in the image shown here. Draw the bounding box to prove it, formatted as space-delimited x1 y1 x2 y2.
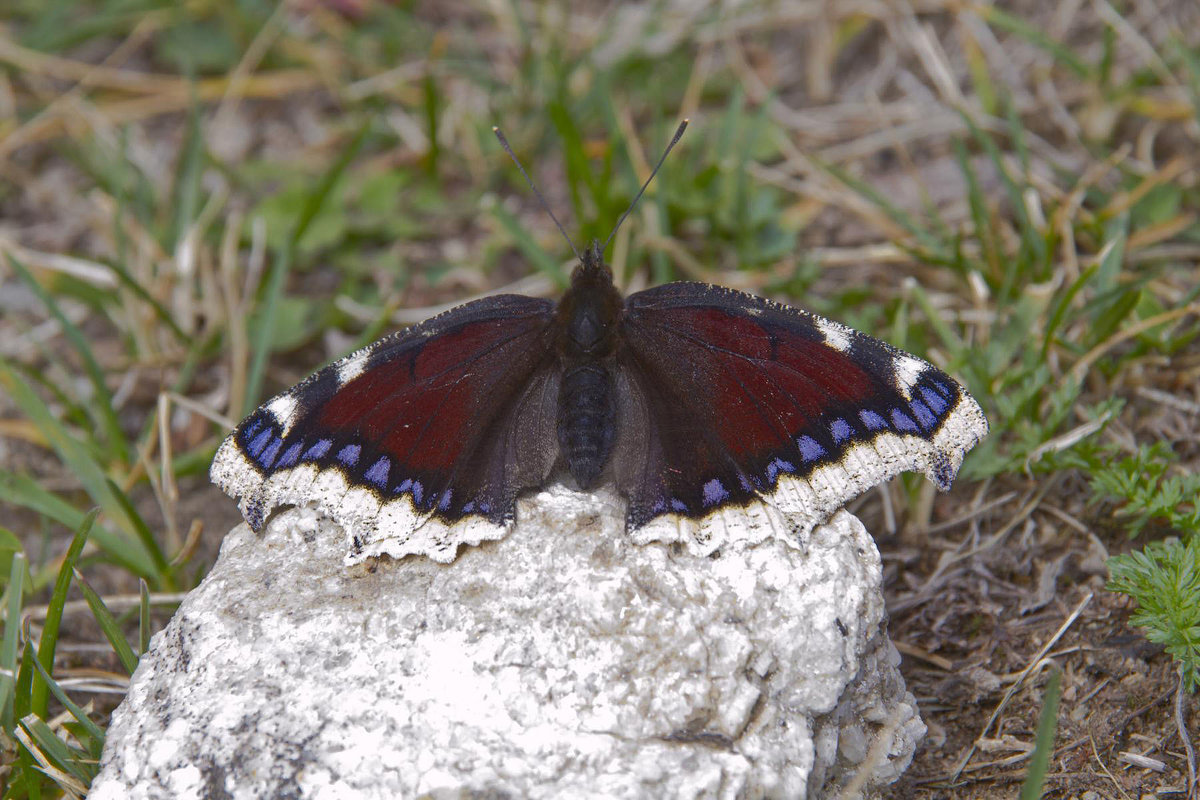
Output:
211 123 988 563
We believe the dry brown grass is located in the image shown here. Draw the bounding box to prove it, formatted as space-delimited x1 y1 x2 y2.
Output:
0 0 1197 796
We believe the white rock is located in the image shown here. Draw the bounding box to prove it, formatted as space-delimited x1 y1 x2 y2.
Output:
90 485 924 799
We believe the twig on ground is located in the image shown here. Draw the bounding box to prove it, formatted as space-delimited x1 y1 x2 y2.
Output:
951 592 1094 781
1090 731 1134 800
1175 667 1198 798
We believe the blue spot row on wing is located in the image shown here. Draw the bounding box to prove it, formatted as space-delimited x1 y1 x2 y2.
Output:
891 409 918 433
258 437 283 469
702 478 729 507
243 416 265 443
797 435 826 462
236 420 494 517
766 457 795 482
395 477 424 506
246 426 274 459
839 374 958 444
304 438 332 460
363 456 390 488
336 443 360 467
655 370 963 516
238 368 964 526
277 441 303 469
910 399 936 429
649 496 690 514
461 498 492 516
860 409 887 432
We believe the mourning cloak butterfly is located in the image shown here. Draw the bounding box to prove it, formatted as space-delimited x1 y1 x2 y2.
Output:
211 125 988 563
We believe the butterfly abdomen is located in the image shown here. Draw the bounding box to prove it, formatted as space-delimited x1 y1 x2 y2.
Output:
557 364 615 489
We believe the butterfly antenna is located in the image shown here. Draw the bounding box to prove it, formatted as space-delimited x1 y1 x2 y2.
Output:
493 127 582 262
602 119 688 253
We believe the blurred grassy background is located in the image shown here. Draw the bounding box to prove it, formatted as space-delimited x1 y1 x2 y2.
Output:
0 0 1198 796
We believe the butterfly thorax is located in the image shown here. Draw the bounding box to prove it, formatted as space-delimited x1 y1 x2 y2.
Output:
554 241 623 489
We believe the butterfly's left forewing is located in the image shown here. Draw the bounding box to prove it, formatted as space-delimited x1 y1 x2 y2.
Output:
614 282 987 553
211 294 559 563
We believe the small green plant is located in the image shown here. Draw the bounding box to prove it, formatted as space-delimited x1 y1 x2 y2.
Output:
1054 441 1200 692
1108 538 1200 693
1091 444 1200 538
1053 441 1200 539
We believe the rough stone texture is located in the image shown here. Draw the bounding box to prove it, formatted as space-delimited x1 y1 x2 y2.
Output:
90 486 924 799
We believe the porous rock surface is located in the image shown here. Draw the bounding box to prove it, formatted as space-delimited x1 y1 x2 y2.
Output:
90 485 924 799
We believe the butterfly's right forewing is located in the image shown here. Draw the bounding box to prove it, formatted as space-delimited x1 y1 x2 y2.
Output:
613 281 987 553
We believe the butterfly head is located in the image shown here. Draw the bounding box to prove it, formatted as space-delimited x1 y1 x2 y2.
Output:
558 240 622 359
576 240 610 279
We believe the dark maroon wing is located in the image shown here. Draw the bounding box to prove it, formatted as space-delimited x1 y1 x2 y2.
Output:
211 294 559 561
613 282 988 539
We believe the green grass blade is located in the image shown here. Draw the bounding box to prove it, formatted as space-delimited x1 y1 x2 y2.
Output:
14 641 34 727
422 72 441 174
105 479 173 590
244 254 292 416
28 656 105 747
548 100 596 236
716 86 745 163
73 569 139 675
243 122 370 414
0 471 148 581
1095 216 1128 293
717 91 746 234
1088 286 1141 350
9 355 88 431
489 201 566 285
13 642 45 799
0 526 24 573
1019 668 1062 800
595 89 627 225
31 510 97 718
952 137 1001 276
980 6 1089 77
6 255 131 464
1042 263 1099 356
19 714 94 787
959 110 1048 287
170 99 205 252
291 123 372 252
905 282 967 360
808 153 949 261
97 256 188 342
139 579 151 656
1 552 27 730
0 361 152 569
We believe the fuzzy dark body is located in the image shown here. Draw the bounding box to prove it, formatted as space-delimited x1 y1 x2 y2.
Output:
557 364 615 488
554 241 624 489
